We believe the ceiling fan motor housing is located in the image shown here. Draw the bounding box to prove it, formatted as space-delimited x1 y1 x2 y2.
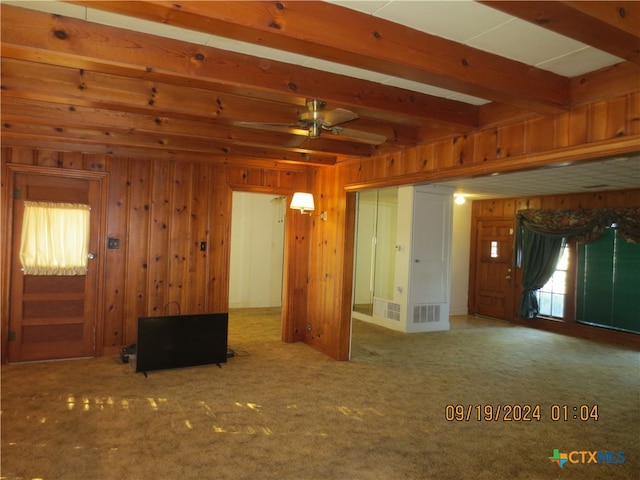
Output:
299 99 327 137
308 122 322 138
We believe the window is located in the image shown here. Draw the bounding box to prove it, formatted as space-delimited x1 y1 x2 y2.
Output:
534 227 640 333
20 201 91 275
576 228 640 334
490 241 498 258
535 245 570 319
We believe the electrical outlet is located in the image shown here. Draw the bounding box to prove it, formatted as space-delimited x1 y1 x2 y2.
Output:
107 238 120 249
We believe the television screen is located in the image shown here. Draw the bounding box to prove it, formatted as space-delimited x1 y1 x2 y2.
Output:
133 312 228 374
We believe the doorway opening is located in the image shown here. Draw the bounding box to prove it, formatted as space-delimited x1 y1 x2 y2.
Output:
228 191 286 350
352 187 398 319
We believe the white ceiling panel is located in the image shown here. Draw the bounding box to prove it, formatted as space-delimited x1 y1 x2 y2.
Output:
9 0 85 17
536 47 624 77
326 0 389 16
338 0 514 43
88 9 213 45
207 35 313 65
468 17 601 67
382 76 473 100
303 58 395 84
436 156 640 199
446 92 493 105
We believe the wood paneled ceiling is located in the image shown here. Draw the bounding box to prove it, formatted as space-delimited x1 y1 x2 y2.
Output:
1 1 639 167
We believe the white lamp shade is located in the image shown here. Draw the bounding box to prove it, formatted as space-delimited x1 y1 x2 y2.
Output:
290 192 315 213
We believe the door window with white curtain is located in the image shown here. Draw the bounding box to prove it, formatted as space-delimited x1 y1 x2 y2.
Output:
19 201 91 275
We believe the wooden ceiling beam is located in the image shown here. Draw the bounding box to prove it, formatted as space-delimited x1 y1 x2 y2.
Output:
68 0 569 114
479 1 640 65
1 4 478 130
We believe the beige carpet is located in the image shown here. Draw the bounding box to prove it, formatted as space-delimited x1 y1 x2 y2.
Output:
1 308 638 480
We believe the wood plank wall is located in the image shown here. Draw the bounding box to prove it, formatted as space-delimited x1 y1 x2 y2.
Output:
306 93 639 359
1 148 311 358
339 92 640 187
303 165 355 359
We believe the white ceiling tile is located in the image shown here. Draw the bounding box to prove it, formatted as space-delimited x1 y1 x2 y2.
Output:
382 76 460 97
302 59 394 83
536 48 624 77
372 1 514 43
445 92 490 106
327 0 392 15
2 0 86 18
437 156 640 198
468 17 588 67
204 35 312 65
87 8 211 45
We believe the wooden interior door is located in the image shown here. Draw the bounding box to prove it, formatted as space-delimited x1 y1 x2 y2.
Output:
473 219 515 320
8 171 103 362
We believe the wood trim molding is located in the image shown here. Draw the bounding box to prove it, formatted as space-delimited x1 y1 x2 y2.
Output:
344 134 640 191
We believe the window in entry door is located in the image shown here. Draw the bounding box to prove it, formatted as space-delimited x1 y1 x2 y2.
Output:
19 201 91 276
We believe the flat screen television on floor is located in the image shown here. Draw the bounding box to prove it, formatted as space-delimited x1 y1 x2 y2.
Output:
132 312 228 374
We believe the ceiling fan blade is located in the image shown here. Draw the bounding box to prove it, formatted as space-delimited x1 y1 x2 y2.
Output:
322 108 359 127
235 121 309 137
329 127 386 145
237 102 382 145
235 121 295 129
285 136 307 148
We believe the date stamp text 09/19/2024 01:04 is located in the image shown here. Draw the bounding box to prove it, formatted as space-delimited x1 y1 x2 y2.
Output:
444 404 599 422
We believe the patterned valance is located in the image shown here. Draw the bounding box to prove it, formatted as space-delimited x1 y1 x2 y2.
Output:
515 208 640 268
517 207 640 244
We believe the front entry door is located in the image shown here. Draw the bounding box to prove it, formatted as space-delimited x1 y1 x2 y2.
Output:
8 169 104 362
473 219 515 320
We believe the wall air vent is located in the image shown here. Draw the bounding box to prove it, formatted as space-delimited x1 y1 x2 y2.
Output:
413 304 441 324
373 298 401 321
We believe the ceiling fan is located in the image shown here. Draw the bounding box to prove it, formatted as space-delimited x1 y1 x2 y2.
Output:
237 99 386 146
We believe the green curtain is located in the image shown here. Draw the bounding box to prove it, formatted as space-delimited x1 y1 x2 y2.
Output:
518 228 566 318
514 207 640 319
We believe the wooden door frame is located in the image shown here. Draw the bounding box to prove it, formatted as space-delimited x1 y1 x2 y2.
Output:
2 164 109 363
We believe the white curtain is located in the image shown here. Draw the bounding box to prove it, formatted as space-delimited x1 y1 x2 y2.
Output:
20 201 91 275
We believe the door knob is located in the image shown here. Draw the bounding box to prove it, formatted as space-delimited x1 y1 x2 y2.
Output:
88 253 95 260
